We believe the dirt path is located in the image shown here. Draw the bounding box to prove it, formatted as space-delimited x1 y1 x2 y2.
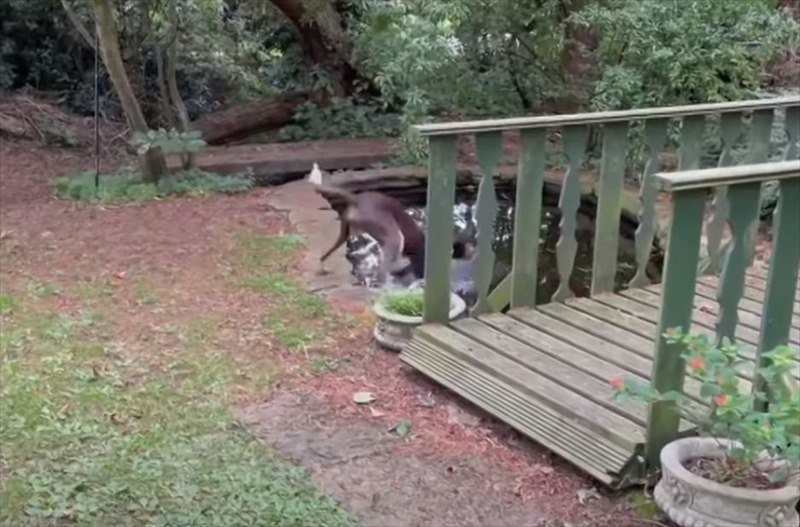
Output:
0 139 660 527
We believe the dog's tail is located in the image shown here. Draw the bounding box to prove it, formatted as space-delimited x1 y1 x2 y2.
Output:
313 183 359 205
307 162 359 204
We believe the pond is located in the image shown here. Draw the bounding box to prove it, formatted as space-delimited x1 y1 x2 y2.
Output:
343 182 664 308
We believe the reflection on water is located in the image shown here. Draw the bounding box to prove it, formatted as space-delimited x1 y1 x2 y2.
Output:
344 187 662 307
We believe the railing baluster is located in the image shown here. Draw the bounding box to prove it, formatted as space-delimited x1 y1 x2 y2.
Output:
423 135 458 323
510 129 547 308
644 186 706 468
470 131 503 315
552 126 588 302
591 121 629 296
714 182 763 344
705 112 744 274
784 106 800 161
629 119 668 288
755 177 800 408
742 109 776 265
677 115 706 171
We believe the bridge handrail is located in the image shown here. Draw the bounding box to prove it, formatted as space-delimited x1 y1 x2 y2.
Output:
644 160 800 469
653 159 800 190
419 97 800 324
415 97 800 136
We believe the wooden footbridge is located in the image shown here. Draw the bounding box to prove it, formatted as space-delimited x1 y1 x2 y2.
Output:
399 97 800 488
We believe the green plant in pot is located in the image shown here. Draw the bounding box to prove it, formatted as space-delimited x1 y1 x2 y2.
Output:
372 289 466 352
611 329 800 527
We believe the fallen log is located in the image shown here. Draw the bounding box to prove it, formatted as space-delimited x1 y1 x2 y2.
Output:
166 137 398 185
190 91 309 145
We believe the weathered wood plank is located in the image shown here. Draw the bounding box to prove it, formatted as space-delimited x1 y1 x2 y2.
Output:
689 282 800 328
560 297 770 382
595 292 763 349
415 97 800 136
644 188 706 466
414 324 646 449
629 119 669 288
745 265 769 281
553 126 589 301
620 287 800 346
591 121 629 296
401 330 631 485
453 316 657 427
507 308 710 406
645 282 785 323
714 182 763 344
737 274 800 299
756 177 800 400
699 275 800 315
705 112 744 274
471 132 503 315
510 129 547 309
423 136 458 323
539 303 655 360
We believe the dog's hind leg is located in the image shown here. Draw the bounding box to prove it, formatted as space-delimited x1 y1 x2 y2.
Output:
377 226 407 285
317 219 349 275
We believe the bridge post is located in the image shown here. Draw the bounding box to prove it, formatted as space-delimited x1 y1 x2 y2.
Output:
422 135 457 323
643 187 705 469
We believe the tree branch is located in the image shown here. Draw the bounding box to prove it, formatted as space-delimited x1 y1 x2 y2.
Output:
60 0 97 52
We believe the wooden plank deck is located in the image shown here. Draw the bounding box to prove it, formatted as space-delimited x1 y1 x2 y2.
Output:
399 268 800 489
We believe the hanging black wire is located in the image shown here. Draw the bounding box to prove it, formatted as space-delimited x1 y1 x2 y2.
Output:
94 20 100 193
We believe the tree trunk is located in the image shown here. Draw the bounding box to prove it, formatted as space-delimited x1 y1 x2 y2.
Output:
93 0 167 183
268 0 357 97
190 92 309 145
143 3 175 128
166 0 194 169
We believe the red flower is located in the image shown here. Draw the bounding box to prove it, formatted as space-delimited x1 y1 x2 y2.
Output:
688 356 705 373
714 394 728 407
610 377 624 391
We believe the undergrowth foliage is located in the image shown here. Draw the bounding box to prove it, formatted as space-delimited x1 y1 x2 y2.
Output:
379 290 425 317
612 329 800 487
53 168 253 203
0 292 356 526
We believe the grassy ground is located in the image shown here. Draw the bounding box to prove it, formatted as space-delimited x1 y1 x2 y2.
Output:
0 230 357 526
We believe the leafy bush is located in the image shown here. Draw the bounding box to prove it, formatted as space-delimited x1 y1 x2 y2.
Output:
131 129 206 155
579 0 800 111
279 99 402 142
52 168 253 203
612 329 800 487
378 290 425 317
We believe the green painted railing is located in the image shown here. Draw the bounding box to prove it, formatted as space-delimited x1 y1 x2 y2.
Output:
416 97 800 324
644 161 800 468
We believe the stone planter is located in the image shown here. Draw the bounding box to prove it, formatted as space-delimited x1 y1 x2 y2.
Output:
655 437 800 527
372 292 467 352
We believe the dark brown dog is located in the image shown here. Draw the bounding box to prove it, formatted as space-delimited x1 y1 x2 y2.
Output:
313 184 426 283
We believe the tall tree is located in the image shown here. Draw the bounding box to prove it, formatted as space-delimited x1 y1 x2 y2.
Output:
267 0 358 97
93 0 167 183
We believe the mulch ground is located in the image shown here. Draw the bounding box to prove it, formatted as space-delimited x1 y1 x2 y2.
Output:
0 137 668 526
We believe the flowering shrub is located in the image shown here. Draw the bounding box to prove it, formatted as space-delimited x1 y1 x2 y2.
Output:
611 329 800 485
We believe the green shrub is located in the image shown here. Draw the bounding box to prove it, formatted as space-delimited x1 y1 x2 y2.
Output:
578 0 799 111
52 168 253 203
279 99 402 142
379 290 425 317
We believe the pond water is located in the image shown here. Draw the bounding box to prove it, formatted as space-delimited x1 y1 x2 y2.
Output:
343 185 663 308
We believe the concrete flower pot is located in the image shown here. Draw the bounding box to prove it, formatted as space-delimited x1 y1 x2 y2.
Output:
654 437 800 527
372 292 466 352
